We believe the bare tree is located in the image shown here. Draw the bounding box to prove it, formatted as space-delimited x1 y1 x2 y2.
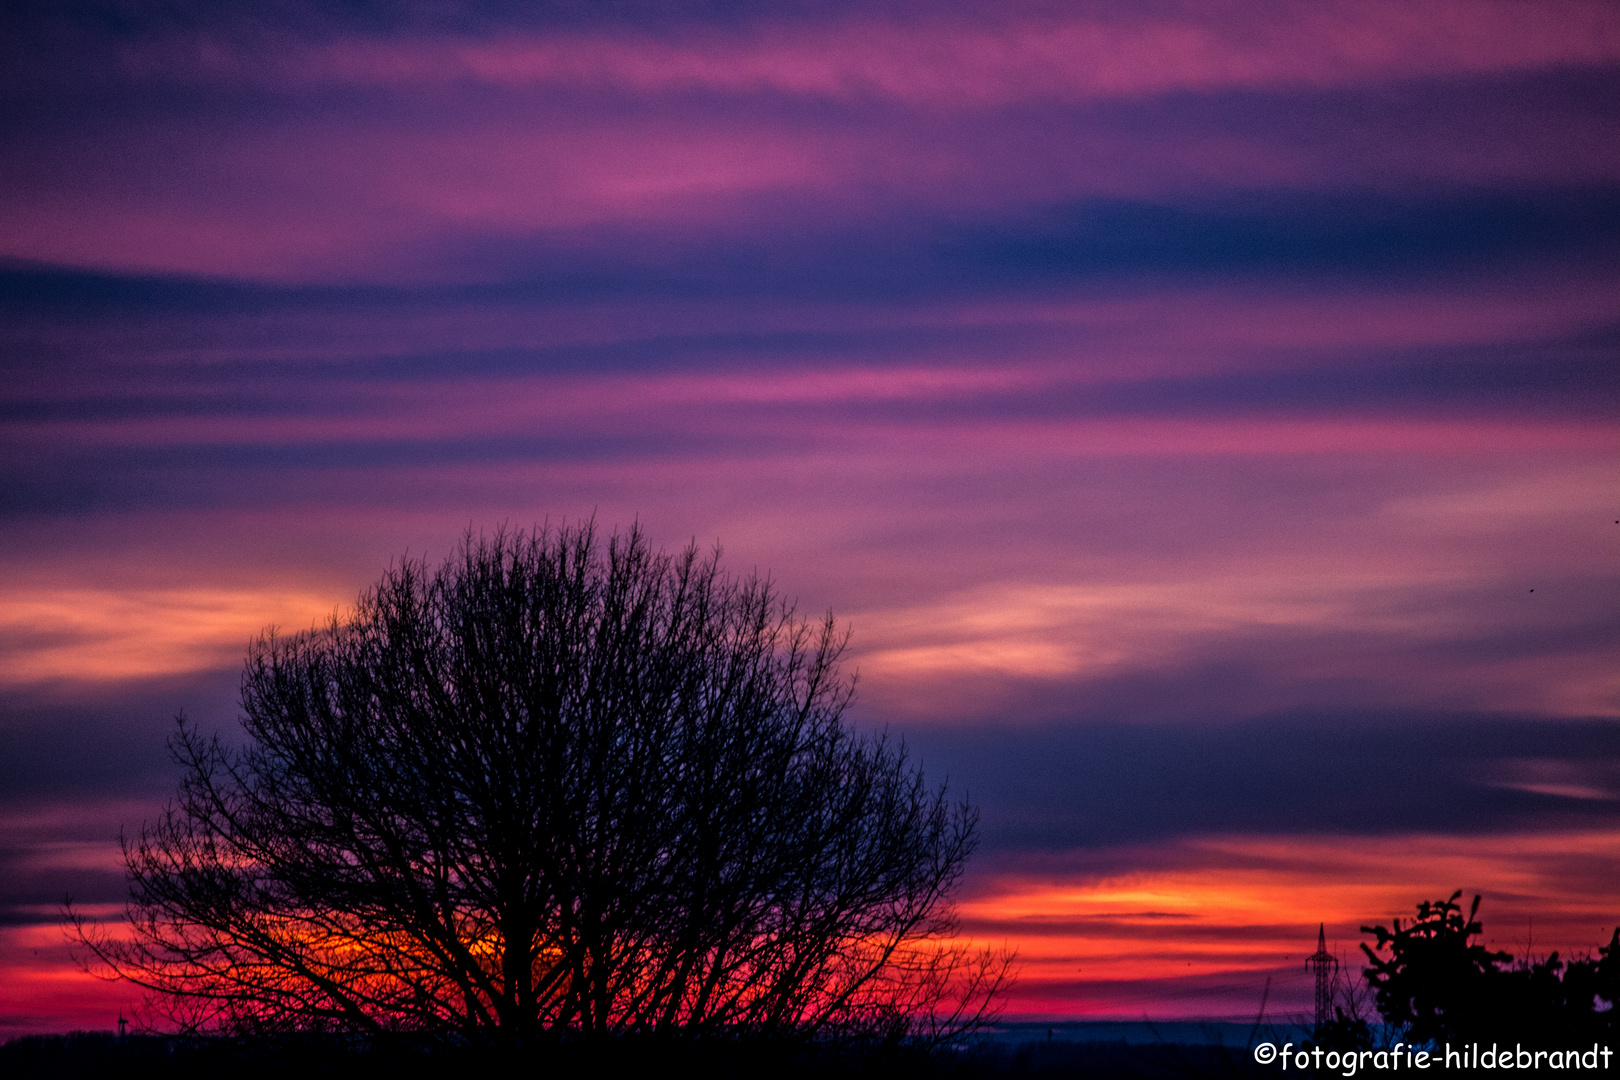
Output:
71 523 1011 1048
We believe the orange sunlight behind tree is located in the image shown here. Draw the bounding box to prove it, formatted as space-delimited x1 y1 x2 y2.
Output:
68 526 1010 1044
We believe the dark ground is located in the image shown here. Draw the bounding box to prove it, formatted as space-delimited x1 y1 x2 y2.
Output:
0 1031 1281 1079
17 1022 1610 1078
11 1029 1580 1077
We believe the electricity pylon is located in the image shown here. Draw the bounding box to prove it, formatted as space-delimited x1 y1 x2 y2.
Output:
1305 922 1337 1033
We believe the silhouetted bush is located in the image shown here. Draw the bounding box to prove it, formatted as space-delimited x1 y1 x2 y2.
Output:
1309 1011 1376 1052
1362 891 1620 1046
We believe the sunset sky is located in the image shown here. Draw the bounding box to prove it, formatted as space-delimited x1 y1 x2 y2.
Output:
3 0 1619 1035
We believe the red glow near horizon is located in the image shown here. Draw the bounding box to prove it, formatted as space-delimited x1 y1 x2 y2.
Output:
10 830 1619 1033
960 831 1620 1019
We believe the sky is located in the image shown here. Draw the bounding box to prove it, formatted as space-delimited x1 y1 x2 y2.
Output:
2 0 1619 1035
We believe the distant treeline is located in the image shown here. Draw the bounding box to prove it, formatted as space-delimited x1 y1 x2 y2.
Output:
0 1029 1273 1080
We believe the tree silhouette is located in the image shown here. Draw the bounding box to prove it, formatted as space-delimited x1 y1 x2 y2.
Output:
71 523 1010 1049
1361 892 1509 1045
1362 891 1620 1046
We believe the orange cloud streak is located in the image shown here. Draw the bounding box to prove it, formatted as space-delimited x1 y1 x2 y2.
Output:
0 587 347 684
958 830 1620 1018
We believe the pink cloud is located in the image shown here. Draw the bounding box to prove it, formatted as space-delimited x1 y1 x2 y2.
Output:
98 2 1620 105
6 5 1620 281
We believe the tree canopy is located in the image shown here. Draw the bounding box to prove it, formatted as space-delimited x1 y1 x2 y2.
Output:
1362 891 1620 1046
74 523 1008 1047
